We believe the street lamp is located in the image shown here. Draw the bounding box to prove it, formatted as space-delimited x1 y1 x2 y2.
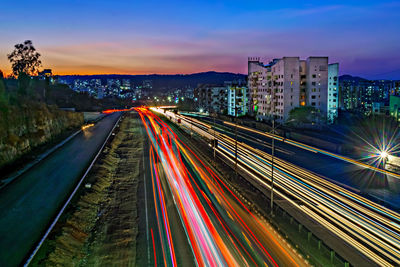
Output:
212 109 217 165
234 105 238 179
270 116 276 215
269 116 293 215
233 87 244 180
380 150 388 159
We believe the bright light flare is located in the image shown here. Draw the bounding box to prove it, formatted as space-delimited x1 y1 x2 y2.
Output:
380 150 389 159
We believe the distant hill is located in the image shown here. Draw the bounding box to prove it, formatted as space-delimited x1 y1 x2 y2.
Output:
339 75 400 83
339 75 368 82
58 71 246 91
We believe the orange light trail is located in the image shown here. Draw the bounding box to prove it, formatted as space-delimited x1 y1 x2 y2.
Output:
135 107 298 266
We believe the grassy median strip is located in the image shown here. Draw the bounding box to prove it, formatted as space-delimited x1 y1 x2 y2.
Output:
31 113 143 267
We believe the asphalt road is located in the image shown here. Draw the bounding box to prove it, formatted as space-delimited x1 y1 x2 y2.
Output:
176 128 306 266
136 113 194 266
0 112 121 267
195 115 400 210
165 111 400 265
137 108 306 266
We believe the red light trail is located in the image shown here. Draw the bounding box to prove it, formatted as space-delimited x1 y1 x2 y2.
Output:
135 107 302 266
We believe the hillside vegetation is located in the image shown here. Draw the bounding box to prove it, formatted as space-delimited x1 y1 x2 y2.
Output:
0 71 133 170
32 113 142 266
0 102 83 168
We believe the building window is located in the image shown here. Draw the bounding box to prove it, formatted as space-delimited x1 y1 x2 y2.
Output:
312 74 317 78
311 102 316 106
311 95 316 99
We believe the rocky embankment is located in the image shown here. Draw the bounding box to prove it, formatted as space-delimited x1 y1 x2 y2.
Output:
0 102 83 168
33 113 143 266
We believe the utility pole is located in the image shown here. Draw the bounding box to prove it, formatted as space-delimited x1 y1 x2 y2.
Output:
213 110 216 164
235 94 238 178
190 116 193 138
270 117 275 214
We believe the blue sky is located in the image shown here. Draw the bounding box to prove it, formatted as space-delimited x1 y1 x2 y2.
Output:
0 0 399 78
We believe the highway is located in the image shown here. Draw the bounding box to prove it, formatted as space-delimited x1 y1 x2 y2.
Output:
0 112 121 267
136 113 195 266
136 107 306 266
153 108 400 266
189 114 400 210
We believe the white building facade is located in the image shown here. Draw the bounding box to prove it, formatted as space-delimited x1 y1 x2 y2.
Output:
248 57 339 124
327 63 339 123
228 86 248 116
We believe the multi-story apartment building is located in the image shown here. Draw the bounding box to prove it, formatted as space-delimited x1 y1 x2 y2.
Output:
394 81 400 95
339 79 357 110
227 85 248 116
328 63 339 123
248 57 339 123
194 84 228 114
390 95 400 122
90 79 101 88
339 77 399 116
184 88 194 99
121 79 131 90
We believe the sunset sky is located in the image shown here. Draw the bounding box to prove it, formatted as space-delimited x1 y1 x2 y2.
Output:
1 0 399 79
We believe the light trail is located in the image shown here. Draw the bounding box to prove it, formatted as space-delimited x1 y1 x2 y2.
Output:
221 121 400 178
136 107 302 266
153 107 400 266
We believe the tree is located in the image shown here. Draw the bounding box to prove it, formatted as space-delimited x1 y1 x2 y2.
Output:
288 106 321 125
7 40 42 77
44 75 51 101
0 70 8 112
17 72 31 96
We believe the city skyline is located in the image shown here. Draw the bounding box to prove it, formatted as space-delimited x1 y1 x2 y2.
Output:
1 0 400 79
1 1 400 265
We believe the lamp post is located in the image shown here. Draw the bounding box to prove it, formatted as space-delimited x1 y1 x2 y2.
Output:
213 109 217 164
235 105 238 179
269 115 293 215
190 116 193 138
270 117 276 214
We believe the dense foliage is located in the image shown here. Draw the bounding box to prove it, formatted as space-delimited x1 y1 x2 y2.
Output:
288 106 322 125
7 40 42 77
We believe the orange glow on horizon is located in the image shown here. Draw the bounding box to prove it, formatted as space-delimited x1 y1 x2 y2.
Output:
0 66 242 76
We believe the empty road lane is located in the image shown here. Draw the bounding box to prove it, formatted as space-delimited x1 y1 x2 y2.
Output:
0 112 121 267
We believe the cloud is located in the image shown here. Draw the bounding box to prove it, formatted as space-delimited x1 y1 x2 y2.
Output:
278 5 344 17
